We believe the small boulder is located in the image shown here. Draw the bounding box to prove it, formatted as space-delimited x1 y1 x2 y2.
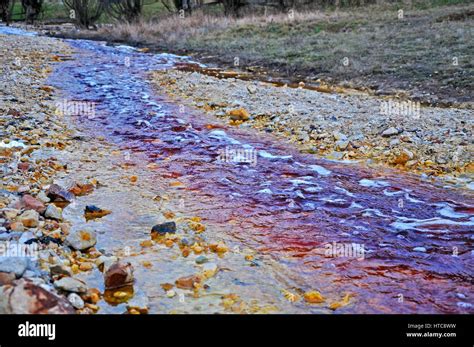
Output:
227 108 250 121
0 272 16 285
54 277 88 293
175 274 201 290
2 208 20 220
151 221 176 238
47 184 74 205
44 204 63 221
20 195 46 214
104 261 134 290
18 210 39 228
335 140 349 151
65 230 97 251
247 85 257 94
50 264 72 277
84 205 111 221
381 127 400 137
0 257 29 278
0 279 74 314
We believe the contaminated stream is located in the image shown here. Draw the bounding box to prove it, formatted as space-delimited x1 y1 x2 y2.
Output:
3 27 473 313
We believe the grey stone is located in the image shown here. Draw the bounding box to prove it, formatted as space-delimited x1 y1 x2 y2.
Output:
0 257 29 278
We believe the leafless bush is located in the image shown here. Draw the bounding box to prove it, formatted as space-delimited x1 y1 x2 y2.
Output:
21 0 43 23
105 0 143 23
63 0 104 28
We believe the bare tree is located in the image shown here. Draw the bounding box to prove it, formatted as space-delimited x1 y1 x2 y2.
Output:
21 0 43 23
172 0 192 13
222 0 242 16
63 0 104 28
0 0 14 25
105 0 143 23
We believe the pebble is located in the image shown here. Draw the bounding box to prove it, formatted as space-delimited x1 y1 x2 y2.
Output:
381 127 400 137
67 293 85 309
195 255 209 264
166 289 176 298
247 84 257 94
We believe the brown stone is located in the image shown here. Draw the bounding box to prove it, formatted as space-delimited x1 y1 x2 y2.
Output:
175 275 201 290
104 262 134 290
17 162 30 171
0 272 16 286
0 279 75 314
20 195 46 214
47 184 74 205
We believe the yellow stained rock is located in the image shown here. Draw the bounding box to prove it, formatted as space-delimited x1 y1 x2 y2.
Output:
163 211 175 219
304 290 325 304
189 221 205 234
227 108 250 121
329 293 352 310
79 263 93 271
140 240 154 248
282 289 300 303
141 261 153 268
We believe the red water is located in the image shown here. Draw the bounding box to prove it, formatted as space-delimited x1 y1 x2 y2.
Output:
49 39 474 313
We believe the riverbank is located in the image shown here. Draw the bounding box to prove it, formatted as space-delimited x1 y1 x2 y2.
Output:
43 3 474 107
150 66 473 189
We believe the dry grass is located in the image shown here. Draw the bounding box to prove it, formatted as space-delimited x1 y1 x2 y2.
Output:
59 3 474 105
87 6 368 44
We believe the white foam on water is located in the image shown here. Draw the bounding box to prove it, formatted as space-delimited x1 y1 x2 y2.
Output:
361 208 390 218
390 217 474 231
438 205 471 219
258 150 292 160
257 188 273 195
309 164 331 176
404 192 424 204
290 179 314 186
413 247 427 253
467 182 474 190
335 186 355 197
208 130 241 145
383 189 404 197
359 179 390 188
350 202 363 209
115 45 137 51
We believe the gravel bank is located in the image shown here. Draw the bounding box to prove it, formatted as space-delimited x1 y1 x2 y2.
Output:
152 69 473 188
